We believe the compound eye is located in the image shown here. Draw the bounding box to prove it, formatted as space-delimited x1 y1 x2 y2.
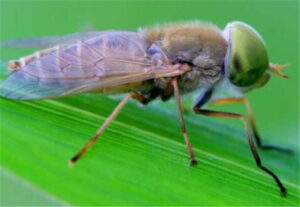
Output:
223 22 269 87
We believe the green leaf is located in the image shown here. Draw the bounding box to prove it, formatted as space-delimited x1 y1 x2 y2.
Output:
1 93 299 206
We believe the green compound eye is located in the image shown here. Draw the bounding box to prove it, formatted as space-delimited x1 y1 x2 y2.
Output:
223 22 269 87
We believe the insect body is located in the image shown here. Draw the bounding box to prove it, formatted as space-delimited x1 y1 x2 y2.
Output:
0 21 290 196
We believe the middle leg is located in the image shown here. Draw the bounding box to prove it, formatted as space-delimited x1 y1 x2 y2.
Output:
171 78 197 166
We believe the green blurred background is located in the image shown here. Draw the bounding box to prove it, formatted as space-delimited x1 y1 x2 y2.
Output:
0 0 299 206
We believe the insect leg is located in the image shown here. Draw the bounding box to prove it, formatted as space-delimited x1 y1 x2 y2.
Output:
69 94 131 165
194 88 214 108
172 78 197 166
130 92 150 104
161 79 174 101
209 98 292 154
193 107 287 196
130 88 162 105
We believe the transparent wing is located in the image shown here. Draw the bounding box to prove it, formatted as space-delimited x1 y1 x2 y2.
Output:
0 32 105 48
0 31 185 100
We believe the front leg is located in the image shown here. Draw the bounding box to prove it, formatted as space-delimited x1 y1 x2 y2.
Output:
209 98 292 154
193 105 287 196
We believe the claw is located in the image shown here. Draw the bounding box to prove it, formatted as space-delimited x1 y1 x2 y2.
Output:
189 158 198 166
280 187 287 197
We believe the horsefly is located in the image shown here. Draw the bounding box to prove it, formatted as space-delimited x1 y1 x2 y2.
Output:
0 21 291 196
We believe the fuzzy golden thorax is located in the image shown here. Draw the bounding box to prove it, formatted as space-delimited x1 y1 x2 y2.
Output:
141 22 228 94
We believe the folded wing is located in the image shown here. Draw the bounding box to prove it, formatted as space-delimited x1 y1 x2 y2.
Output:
0 31 104 48
0 31 183 100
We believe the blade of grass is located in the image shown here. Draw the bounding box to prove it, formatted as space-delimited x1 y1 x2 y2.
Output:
0 167 66 206
0 95 299 206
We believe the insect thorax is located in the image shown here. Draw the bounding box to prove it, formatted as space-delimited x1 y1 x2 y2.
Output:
152 65 224 95
140 21 227 99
